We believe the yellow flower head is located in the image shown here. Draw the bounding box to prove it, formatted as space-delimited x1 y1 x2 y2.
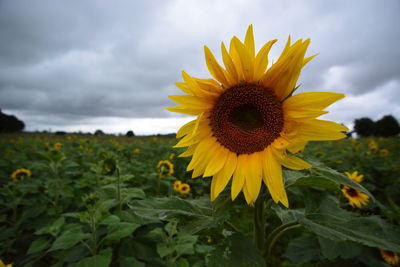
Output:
173 180 182 191
54 143 62 150
380 249 399 266
341 186 369 208
169 153 176 160
344 171 364 183
368 139 378 151
133 148 141 153
0 259 12 267
379 149 389 157
11 168 31 182
167 25 347 206
179 183 190 194
157 160 174 178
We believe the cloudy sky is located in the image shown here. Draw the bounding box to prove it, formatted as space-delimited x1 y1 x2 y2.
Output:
1 0 399 135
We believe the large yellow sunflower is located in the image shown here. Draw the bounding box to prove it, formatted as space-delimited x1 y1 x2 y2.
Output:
167 25 348 207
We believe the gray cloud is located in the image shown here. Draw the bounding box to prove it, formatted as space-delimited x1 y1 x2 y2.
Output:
0 0 399 133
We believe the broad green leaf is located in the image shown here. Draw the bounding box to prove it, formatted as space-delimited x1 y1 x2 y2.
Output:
176 233 198 255
318 236 363 260
99 215 120 225
49 227 91 251
129 197 221 234
35 217 65 236
77 248 112 267
157 243 175 258
119 257 146 267
27 237 51 254
122 188 146 200
105 222 140 241
283 235 320 264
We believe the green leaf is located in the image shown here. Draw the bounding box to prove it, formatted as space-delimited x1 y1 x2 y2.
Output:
35 217 65 236
77 248 112 267
283 235 320 264
318 236 363 260
280 196 400 253
99 215 120 225
157 243 175 258
285 170 338 191
27 237 51 254
119 257 146 267
129 197 221 234
49 227 91 251
308 160 374 198
105 222 140 241
122 188 146 200
176 233 198 255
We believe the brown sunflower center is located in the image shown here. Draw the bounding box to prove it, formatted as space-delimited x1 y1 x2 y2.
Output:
210 84 284 154
346 187 359 197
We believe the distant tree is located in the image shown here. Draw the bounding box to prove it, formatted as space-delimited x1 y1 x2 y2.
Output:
126 130 135 137
375 115 400 137
94 129 105 136
0 109 25 133
354 117 376 137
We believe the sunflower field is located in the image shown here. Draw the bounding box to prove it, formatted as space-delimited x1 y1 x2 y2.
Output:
0 133 399 267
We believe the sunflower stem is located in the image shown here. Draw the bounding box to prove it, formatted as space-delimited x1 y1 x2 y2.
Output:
264 221 301 257
253 189 267 253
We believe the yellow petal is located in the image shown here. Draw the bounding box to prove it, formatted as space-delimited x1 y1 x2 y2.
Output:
179 144 197 157
232 37 254 82
272 148 312 170
175 82 193 95
253 39 277 81
262 39 310 100
176 119 196 138
263 147 288 207
297 119 348 141
204 46 230 87
229 37 244 81
284 92 345 111
242 183 254 205
204 145 230 177
245 152 263 203
221 42 239 84
168 95 213 109
231 154 248 200
244 24 255 59
210 151 237 201
165 106 205 115
187 137 216 172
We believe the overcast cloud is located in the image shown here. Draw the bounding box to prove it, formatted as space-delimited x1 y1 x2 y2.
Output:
0 0 399 135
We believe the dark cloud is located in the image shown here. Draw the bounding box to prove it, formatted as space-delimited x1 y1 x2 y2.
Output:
0 0 399 133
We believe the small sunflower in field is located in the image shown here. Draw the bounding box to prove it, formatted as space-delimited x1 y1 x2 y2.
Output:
173 180 182 191
341 186 369 208
368 139 378 151
133 148 141 153
167 25 347 206
179 183 191 194
169 153 176 160
157 160 174 178
380 249 399 265
344 171 364 183
0 259 12 267
11 168 31 182
379 149 389 157
54 143 62 150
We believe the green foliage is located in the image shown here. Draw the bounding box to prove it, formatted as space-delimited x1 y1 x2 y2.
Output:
0 133 399 266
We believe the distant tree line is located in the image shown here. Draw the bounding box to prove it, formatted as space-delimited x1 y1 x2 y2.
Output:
354 115 400 137
0 109 25 133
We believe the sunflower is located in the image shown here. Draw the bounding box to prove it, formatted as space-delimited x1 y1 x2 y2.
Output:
179 183 191 194
11 168 32 182
173 180 182 191
157 160 174 178
344 171 364 183
167 25 347 206
54 143 62 150
0 259 12 267
379 149 389 157
380 249 399 265
341 186 369 208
